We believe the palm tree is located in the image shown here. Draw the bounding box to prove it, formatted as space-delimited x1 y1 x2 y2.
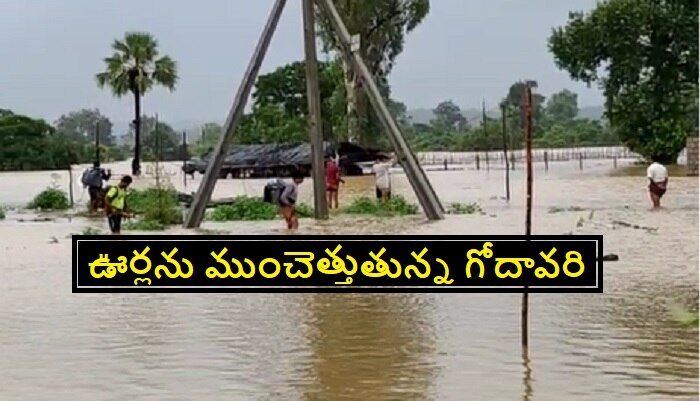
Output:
96 32 178 175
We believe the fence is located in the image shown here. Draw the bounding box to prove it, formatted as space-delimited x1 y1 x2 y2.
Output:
415 146 640 166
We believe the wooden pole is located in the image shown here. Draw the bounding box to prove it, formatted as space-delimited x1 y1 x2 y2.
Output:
315 0 443 219
155 114 161 189
544 151 549 172
476 154 480 170
95 122 100 163
522 85 534 352
184 0 288 228
68 166 74 208
302 0 328 219
501 104 510 201
182 131 188 188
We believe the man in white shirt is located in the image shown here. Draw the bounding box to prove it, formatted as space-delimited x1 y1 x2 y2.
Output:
646 157 668 209
372 154 393 201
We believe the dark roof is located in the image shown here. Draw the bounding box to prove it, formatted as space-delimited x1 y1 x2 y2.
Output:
209 141 380 168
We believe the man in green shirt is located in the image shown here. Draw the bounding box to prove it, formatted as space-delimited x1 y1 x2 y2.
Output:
104 175 133 234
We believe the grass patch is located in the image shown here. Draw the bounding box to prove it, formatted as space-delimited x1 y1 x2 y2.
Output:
208 196 313 221
27 187 70 211
344 195 418 217
446 202 483 215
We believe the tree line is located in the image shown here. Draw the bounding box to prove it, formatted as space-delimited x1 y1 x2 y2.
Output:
1 0 696 171
0 108 188 172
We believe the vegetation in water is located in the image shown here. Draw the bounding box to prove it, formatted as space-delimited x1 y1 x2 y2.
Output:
344 196 419 217
125 219 168 231
548 206 586 214
0 207 5 220
209 196 313 221
27 187 70 211
446 202 483 215
125 186 182 229
669 303 700 328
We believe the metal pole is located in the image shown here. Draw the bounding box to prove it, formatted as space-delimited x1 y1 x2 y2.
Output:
315 0 443 219
184 0 288 228
501 104 510 201
302 0 328 219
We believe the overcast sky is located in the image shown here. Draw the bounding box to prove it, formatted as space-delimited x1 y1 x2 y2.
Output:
0 0 603 124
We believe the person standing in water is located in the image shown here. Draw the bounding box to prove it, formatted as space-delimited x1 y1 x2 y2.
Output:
324 155 343 209
279 170 305 231
104 175 133 234
81 161 111 213
646 156 668 209
372 154 393 201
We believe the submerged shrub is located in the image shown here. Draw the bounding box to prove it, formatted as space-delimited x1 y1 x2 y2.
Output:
27 187 70 210
344 195 418 217
209 196 313 221
126 186 182 228
446 202 483 215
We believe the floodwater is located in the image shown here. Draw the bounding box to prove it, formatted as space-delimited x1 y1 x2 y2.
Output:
0 158 698 400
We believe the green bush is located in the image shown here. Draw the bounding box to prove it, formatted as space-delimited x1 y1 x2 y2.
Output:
126 186 182 228
209 196 313 221
344 195 419 217
0 207 5 220
27 187 70 210
446 202 483 215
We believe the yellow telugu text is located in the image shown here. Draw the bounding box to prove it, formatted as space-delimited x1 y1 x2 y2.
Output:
86 243 587 285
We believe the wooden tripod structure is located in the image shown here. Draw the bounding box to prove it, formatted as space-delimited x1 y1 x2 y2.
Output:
183 0 444 228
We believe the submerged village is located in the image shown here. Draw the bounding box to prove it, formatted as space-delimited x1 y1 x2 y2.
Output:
0 0 698 400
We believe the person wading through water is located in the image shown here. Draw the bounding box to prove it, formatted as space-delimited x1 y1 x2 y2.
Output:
81 161 111 213
324 155 344 209
647 156 669 209
104 175 134 234
278 170 305 231
372 154 393 201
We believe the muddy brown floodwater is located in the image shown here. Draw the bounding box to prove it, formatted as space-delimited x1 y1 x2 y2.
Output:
0 159 697 400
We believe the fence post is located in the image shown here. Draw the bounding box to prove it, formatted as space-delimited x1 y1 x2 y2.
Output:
544 151 549 172
476 154 480 170
579 153 583 170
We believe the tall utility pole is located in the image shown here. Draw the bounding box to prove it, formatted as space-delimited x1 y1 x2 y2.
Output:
302 0 328 219
184 0 288 228
522 85 534 352
316 0 443 218
183 0 443 228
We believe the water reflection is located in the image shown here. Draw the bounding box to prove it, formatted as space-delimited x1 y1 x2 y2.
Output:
302 294 438 401
522 349 534 401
